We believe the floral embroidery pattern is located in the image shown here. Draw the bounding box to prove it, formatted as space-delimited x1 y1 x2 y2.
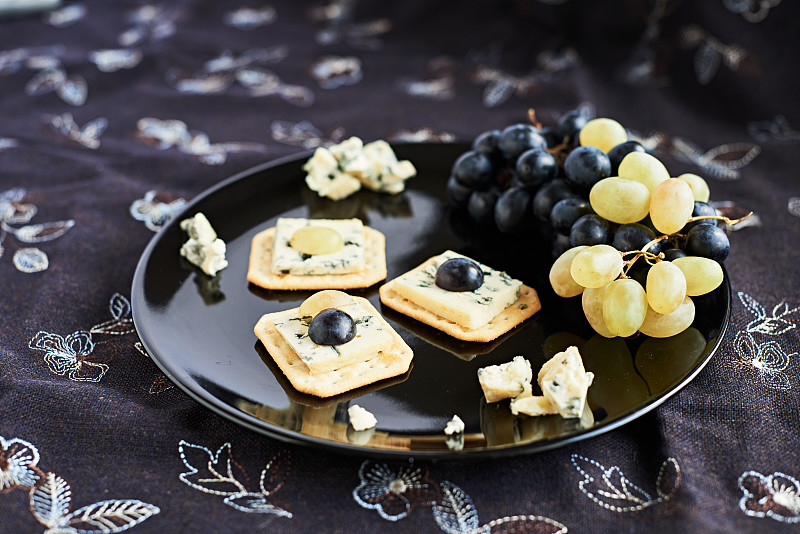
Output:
739 471 800 523
2 435 158 533
47 113 108 149
0 188 75 273
89 49 142 73
433 480 567 533
25 62 88 106
571 455 681 512
224 6 277 30
353 461 438 521
397 57 456 101
135 117 268 165
390 128 456 143
1 436 43 492
724 0 782 23
747 115 800 144
42 3 87 28
671 137 761 180
680 25 752 86
310 0 391 50
789 198 800 218
129 190 187 232
732 331 794 390
270 120 345 149
738 292 798 336
311 56 363 89
119 4 181 47
729 293 798 391
178 441 292 516
353 462 567 531
29 294 137 382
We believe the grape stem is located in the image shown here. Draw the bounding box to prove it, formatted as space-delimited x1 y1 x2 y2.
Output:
619 249 663 278
527 108 543 130
685 211 753 226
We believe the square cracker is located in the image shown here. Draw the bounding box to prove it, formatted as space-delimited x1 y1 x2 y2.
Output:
254 296 413 398
247 226 387 290
379 257 541 342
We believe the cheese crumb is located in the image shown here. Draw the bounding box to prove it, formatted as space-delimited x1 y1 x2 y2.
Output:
477 356 532 403
179 213 228 276
303 137 416 200
444 414 465 436
510 346 594 419
348 404 377 431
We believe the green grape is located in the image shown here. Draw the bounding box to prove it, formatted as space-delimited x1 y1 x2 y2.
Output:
639 296 695 338
290 226 344 255
570 244 623 288
617 152 670 193
589 177 651 224
582 285 616 338
677 173 710 202
549 246 587 297
298 290 354 320
646 261 686 314
650 178 695 234
579 118 628 153
672 256 724 296
602 278 647 337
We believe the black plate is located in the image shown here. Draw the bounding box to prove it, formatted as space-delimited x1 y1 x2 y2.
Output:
131 143 731 459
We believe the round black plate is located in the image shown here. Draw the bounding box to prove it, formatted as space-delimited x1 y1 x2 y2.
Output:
131 143 731 459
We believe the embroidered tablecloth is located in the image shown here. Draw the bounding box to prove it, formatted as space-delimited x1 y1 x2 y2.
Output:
2 1 799 532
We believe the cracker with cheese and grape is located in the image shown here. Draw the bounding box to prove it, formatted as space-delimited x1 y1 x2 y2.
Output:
379 250 541 342
247 217 387 290
254 290 413 398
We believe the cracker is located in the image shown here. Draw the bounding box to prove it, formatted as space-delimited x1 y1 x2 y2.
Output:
379 258 541 342
247 226 387 290
254 296 413 398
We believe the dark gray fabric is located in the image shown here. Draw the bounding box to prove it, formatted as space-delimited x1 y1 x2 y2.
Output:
1 1 799 532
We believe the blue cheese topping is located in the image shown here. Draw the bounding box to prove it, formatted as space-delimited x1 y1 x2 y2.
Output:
179 213 228 276
272 301 392 374
303 137 416 200
392 250 522 330
270 217 365 275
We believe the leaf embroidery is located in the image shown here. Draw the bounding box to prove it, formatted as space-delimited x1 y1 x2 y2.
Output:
178 441 292 516
129 190 187 232
747 115 800 144
48 113 107 149
671 137 761 179
30 472 160 533
42 3 87 28
432 480 567 534
0 436 42 492
739 292 799 335
90 294 135 335
270 120 345 149
224 6 277 30
572 455 680 512
89 49 142 73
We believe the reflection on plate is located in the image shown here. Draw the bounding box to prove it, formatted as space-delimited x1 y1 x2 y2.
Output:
131 143 731 459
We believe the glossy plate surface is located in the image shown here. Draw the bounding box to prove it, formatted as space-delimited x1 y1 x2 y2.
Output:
131 143 731 459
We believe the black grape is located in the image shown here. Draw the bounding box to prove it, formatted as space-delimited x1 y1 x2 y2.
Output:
607 141 646 175
452 150 494 189
532 179 578 222
612 223 662 255
497 124 546 161
516 148 557 189
468 189 499 226
495 186 532 233
550 197 594 235
564 146 611 192
685 225 730 262
446 175 473 206
556 110 587 145
570 214 610 246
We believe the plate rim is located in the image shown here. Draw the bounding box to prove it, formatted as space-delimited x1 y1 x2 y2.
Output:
131 142 732 460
